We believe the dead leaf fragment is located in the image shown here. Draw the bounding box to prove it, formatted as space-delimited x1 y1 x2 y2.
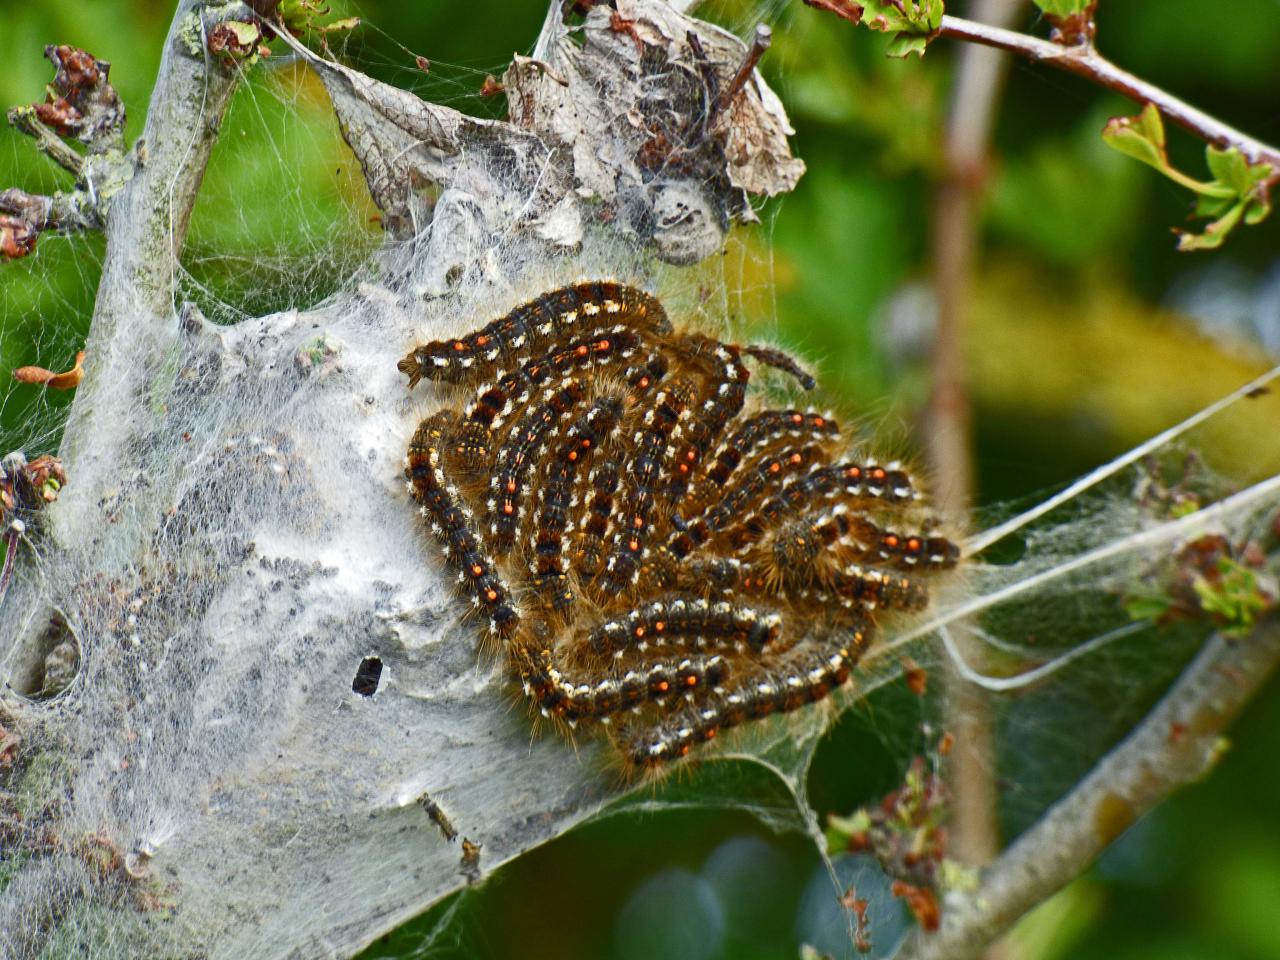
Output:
0 216 38 259
14 350 85 390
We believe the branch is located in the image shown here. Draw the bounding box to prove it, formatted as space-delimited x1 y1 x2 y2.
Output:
801 2 1276 248
5 109 86 177
929 0 1025 886
897 616 1280 960
53 2 241 534
0 187 103 235
935 14 1280 171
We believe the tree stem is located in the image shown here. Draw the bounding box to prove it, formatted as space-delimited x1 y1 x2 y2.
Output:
929 6 1025 958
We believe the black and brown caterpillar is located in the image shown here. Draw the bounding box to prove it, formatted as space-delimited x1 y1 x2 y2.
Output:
401 282 958 773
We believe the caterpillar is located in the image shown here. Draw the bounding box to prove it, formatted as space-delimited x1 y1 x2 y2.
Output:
401 282 957 772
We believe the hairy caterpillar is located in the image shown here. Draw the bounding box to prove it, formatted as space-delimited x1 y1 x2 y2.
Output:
402 282 957 773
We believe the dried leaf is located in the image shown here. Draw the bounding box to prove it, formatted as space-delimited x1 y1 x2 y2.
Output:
281 0 802 266
208 21 264 63
35 45 125 149
0 215 38 259
801 0 865 26
14 350 85 390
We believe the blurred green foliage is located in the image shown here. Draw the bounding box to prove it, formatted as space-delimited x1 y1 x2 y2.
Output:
2 1 1279 958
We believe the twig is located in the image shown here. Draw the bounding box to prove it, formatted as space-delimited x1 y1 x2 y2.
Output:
897 616 1280 959
0 187 103 235
6 108 85 176
715 24 771 116
935 14 1280 170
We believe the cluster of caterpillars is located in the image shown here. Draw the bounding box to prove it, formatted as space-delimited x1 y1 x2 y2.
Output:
400 281 958 772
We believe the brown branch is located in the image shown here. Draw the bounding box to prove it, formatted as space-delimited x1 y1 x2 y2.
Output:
935 14 1280 170
928 9 1025 950
897 616 1280 960
715 24 772 117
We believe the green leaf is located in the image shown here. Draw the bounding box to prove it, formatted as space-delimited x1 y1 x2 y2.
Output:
1101 103 1168 171
1205 146 1251 192
1124 595 1171 622
860 0 943 57
1194 192 1236 219
860 0 944 33
1190 557 1274 634
802 0 942 57
825 809 872 852
225 20 261 46
1103 105 1275 249
316 16 361 34
885 32 932 57
1244 192 1271 224
276 0 360 37
1176 200 1246 250
207 19 263 64
1034 0 1091 15
1179 149 1273 248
